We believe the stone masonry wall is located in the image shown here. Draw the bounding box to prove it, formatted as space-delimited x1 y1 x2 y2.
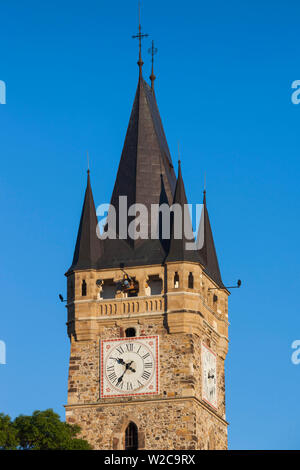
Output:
67 318 225 410
66 399 227 450
66 316 227 449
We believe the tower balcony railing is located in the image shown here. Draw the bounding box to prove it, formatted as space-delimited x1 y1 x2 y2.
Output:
97 294 164 316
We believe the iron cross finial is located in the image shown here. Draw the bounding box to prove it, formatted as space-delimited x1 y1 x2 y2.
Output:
148 40 158 90
132 1 149 74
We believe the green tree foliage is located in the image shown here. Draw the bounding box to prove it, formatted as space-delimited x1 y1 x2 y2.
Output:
0 413 18 450
0 409 92 450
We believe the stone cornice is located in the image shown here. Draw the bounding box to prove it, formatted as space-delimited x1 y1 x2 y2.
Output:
64 395 229 426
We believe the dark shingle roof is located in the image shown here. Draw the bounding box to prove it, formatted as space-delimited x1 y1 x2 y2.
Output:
68 72 223 286
98 74 177 268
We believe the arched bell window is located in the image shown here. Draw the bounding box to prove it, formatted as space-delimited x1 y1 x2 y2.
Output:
125 422 138 450
81 279 87 296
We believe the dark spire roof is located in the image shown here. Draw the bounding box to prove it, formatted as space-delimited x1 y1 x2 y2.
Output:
69 170 102 272
166 161 200 263
110 76 176 216
98 71 177 269
197 191 223 287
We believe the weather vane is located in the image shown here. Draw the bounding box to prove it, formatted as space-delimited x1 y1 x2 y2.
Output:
132 1 149 72
148 40 158 89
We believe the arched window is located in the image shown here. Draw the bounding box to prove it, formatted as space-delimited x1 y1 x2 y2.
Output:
81 279 87 297
125 422 138 450
174 272 179 288
188 272 194 289
125 327 136 338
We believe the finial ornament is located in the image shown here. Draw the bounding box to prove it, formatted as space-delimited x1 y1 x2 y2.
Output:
178 141 181 168
148 40 158 90
132 1 149 74
87 151 90 175
203 172 206 204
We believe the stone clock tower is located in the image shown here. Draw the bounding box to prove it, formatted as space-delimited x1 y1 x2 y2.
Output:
64 29 230 450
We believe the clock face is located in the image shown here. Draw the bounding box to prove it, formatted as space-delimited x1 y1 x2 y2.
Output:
202 342 217 409
100 336 159 398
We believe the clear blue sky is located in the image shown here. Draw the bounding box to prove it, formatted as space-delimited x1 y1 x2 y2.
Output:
1 0 300 450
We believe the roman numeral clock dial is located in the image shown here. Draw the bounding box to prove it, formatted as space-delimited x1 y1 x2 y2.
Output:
100 336 159 398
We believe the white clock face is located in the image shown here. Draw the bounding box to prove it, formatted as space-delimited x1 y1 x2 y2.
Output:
100 336 159 398
202 342 217 409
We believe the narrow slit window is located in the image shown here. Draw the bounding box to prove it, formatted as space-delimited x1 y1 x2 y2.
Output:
174 272 179 289
188 272 194 289
81 279 87 297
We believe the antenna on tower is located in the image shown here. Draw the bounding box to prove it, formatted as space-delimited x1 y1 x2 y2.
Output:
208 280 242 291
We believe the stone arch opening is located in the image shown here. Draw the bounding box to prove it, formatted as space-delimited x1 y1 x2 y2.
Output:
112 415 145 450
125 422 138 450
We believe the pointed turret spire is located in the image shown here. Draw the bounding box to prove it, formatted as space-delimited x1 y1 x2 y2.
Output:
166 160 200 263
109 75 176 222
197 190 223 287
69 170 102 272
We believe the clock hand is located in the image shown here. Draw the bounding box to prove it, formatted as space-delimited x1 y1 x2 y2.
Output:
117 369 127 383
116 358 126 365
117 361 134 384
